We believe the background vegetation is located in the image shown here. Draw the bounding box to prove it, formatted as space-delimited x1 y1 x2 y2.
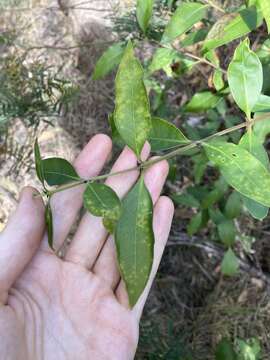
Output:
1 0 270 359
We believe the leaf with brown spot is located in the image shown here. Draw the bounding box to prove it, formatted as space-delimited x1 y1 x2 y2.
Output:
115 175 154 307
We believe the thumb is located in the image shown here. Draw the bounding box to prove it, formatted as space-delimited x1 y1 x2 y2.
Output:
0 187 45 304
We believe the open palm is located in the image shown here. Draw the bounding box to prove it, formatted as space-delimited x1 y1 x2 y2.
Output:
0 135 174 360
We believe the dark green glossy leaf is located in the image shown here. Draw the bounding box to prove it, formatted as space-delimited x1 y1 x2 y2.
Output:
136 0 153 33
114 41 152 158
215 338 237 360
225 191 242 219
218 219 236 247
162 2 208 44
34 139 44 185
45 202 54 250
203 140 270 207
228 39 263 117
149 117 189 151
252 94 270 112
185 91 221 112
203 6 263 52
239 131 269 219
92 42 125 80
43 158 79 186
259 0 270 33
115 176 154 307
221 248 239 276
84 182 122 232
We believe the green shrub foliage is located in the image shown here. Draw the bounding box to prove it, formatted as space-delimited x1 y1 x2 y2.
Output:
35 0 270 308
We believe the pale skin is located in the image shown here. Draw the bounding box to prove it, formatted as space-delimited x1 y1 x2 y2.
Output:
0 134 174 360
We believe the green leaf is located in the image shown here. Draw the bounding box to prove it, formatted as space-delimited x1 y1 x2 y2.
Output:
45 202 54 250
185 91 221 113
42 158 79 186
239 131 269 167
148 47 179 75
92 42 125 80
114 41 152 157
228 39 263 117
172 192 200 208
252 94 270 112
136 0 153 33
242 196 269 220
259 0 270 33
239 131 269 219
201 177 228 209
162 2 208 44
115 176 154 307
236 338 261 360
193 153 208 184
148 117 189 151
83 182 122 232
225 191 242 219
218 219 236 247
108 113 125 148
203 6 263 52
254 113 270 143
187 210 208 236
203 140 270 207
181 28 208 47
215 338 237 360
221 248 239 276
34 139 44 185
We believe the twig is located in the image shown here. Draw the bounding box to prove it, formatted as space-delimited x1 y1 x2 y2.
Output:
42 113 270 197
203 0 226 13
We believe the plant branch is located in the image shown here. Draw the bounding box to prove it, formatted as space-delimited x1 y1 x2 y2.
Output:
46 113 270 197
152 40 227 74
203 0 226 13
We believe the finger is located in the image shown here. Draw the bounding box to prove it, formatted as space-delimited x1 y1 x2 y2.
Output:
0 187 45 304
41 134 112 251
116 196 174 316
65 144 150 268
94 159 169 289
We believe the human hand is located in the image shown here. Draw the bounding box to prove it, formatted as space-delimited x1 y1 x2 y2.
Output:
0 134 174 360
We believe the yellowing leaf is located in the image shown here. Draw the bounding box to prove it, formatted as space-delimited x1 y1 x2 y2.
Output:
84 182 122 233
203 6 263 52
203 140 270 207
114 41 152 158
115 176 154 307
239 131 269 220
